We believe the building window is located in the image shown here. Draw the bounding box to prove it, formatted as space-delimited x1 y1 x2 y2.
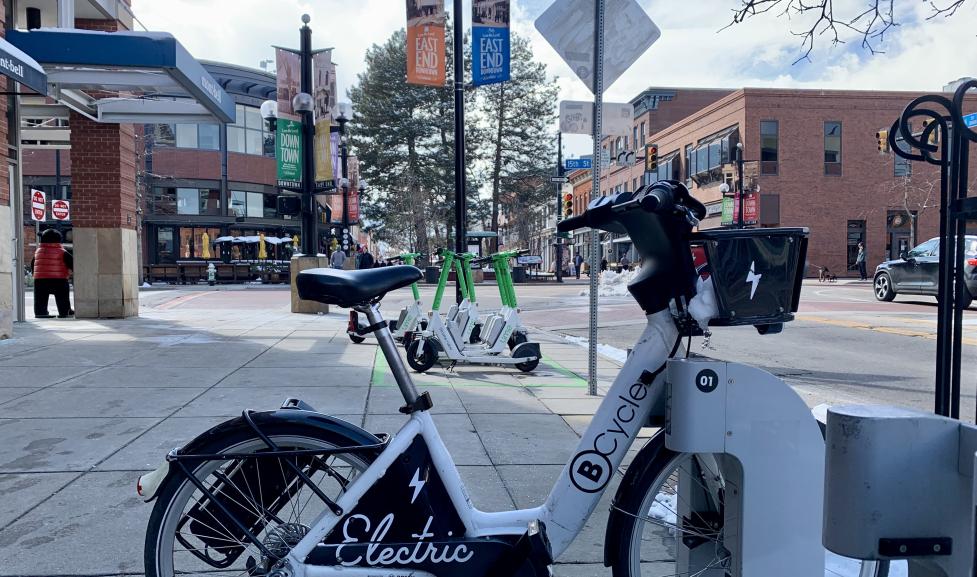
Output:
690 127 738 186
154 124 176 146
157 227 176 264
824 121 842 175
632 177 638 191
633 126 638 148
175 188 221 216
198 125 220 150
231 190 278 219
640 122 646 146
760 120 778 175
228 104 275 157
894 136 912 177
684 144 693 186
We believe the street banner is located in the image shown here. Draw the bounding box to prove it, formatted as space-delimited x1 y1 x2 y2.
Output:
314 117 333 185
406 0 446 86
721 193 758 226
313 50 337 121
276 48 300 116
347 156 361 224
276 117 303 188
51 199 69 221
472 0 510 86
30 188 45 221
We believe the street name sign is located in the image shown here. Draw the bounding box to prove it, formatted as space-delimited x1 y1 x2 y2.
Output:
565 158 592 170
550 176 569 183
559 100 634 136
535 0 661 93
51 199 70 221
30 188 45 222
964 112 977 128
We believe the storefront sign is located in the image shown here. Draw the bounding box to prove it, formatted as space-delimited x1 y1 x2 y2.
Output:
30 189 45 221
51 199 70 221
276 48 301 116
0 37 46 95
276 117 303 188
406 0 446 86
472 0 510 86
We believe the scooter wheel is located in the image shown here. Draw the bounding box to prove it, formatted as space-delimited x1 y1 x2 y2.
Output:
513 346 539 373
406 339 437 372
348 333 366 344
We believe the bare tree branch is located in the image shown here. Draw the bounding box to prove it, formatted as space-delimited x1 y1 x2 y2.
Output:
725 0 969 63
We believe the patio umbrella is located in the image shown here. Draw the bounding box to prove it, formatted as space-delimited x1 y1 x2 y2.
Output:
201 231 211 259
258 232 267 259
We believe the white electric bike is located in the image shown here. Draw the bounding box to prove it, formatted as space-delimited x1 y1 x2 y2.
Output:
138 181 844 577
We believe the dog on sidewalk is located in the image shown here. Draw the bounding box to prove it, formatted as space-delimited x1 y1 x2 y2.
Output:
816 266 837 283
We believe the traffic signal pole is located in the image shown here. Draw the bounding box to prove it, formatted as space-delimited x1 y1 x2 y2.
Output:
555 131 563 283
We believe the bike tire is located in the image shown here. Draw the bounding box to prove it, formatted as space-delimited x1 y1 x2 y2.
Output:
607 432 732 577
145 424 373 577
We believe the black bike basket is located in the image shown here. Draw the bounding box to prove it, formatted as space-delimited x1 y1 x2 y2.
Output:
691 227 808 327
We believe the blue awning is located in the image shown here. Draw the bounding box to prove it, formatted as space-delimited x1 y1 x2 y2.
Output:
0 36 46 95
6 28 234 124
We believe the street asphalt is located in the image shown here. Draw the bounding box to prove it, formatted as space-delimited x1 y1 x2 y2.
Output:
1 278 973 575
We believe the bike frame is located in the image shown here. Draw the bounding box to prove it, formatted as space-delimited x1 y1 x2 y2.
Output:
284 305 679 576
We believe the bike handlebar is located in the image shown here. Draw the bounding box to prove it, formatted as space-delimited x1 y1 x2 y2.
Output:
557 180 705 233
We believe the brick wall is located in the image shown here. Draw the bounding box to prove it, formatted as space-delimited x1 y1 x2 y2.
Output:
23 149 72 177
227 152 276 184
68 111 137 229
152 148 222 181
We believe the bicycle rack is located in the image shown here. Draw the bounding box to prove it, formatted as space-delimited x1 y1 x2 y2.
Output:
823 405 977 576
886 81 977 419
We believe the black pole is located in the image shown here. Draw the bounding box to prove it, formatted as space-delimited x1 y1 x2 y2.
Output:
299 15 317 257
338 115 349 258
453 0 466 304
736 143 745 228
555 131 563 283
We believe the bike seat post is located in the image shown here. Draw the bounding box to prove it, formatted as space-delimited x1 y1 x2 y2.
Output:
363 304 420 405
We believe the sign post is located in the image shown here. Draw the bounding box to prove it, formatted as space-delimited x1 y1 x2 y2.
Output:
30 189 45 222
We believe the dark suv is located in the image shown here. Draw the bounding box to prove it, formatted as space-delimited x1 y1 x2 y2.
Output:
874 236 977 308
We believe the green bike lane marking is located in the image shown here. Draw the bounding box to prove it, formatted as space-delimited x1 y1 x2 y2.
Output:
370 347 586 388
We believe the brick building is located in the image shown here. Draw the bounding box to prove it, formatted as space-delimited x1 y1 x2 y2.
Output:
599 87 977 277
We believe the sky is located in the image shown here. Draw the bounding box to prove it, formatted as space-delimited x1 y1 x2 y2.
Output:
134 0 977 157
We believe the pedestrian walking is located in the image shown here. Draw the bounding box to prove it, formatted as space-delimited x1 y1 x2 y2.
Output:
574 252 584 279
31 228 73 318
600 257 608 273
357 245 375 269
620 254 631 271
330 247 347 269
856 242 868 280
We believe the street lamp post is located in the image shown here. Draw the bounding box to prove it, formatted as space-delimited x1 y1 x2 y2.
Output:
336 111 350 255
298 14 317 256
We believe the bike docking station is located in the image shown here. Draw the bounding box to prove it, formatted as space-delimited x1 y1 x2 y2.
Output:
817 81 977 577
405 248 540 373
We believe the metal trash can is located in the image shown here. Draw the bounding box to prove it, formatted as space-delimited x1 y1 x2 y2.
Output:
511 266 527 283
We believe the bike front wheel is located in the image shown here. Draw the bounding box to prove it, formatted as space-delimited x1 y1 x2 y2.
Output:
608 441 734 577
145 425 373 577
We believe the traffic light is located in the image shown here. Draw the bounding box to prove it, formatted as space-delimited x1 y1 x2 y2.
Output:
645 144 658 172
876 129 889 153
563 193 574 218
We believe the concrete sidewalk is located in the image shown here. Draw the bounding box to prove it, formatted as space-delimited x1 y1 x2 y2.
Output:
0 305 623 576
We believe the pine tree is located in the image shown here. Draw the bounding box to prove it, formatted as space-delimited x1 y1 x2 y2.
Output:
476 32 559 249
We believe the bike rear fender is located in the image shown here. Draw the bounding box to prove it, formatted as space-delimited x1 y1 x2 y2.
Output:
137 403 383 502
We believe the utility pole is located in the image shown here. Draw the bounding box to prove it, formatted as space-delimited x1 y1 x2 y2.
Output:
337 112 350 257
555 131 563 283
736 141 745 228
452 0 467 304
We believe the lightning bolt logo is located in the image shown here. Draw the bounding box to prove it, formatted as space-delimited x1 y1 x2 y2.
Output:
746 261 762 300
408 467 426 505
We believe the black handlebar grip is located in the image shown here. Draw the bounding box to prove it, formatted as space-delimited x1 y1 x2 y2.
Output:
557 214 588 232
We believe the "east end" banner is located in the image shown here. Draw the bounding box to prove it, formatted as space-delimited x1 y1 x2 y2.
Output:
406 0 446 86
472 0 510 86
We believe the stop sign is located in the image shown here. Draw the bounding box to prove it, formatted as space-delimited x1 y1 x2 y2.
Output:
30 189 45 222
51 199 70 221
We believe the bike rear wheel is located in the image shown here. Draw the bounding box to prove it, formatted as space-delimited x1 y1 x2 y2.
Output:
146 427 372 577
609 443 734 576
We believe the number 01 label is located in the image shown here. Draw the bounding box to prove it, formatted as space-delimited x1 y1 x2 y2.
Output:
695 368 719 393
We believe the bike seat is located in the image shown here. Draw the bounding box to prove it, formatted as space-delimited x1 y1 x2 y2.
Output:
297 265 423 308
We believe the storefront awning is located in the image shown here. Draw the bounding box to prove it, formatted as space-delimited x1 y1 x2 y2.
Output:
6 28 234 124
0 36 47 95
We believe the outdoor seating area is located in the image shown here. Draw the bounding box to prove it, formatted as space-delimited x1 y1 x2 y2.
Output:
143 260 291 285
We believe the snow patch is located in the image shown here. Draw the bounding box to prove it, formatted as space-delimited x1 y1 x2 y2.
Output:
579 269 638 297
562 334 628 364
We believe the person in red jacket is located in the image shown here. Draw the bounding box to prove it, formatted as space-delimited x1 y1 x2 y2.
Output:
31 228 74 318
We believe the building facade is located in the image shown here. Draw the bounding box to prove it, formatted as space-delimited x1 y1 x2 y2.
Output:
599 87 977 277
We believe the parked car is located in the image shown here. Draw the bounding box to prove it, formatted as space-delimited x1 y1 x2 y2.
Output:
873 235 977 308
